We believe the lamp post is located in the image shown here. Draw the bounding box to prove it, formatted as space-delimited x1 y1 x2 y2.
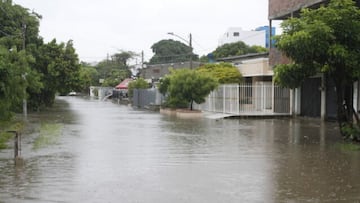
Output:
22 22 27 119
167 32 193 69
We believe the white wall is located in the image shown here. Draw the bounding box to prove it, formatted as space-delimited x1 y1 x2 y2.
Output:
218 27 266 47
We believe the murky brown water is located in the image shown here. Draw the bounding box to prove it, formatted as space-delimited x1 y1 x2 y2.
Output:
0 96 359 202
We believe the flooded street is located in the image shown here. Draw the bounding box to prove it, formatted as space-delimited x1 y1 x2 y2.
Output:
1 96 360 202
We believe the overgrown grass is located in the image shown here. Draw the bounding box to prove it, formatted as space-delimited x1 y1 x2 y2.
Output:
33 123 63 150
0 120 24 149
337 142 360 151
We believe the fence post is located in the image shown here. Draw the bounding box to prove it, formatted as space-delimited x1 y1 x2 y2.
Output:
6 131 24 166
223 85 226 113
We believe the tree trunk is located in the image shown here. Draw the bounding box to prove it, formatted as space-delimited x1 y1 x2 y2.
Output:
335 79 354 138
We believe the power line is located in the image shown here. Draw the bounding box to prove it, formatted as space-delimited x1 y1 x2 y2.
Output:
0 28 11 36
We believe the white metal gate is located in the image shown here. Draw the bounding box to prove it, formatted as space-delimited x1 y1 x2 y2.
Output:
193 83 290 115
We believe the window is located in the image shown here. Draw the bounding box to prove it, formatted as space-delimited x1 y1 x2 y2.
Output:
233 32 239 37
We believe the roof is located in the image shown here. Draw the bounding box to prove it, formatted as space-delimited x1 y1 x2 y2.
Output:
217 52 269 62
115 78 132 89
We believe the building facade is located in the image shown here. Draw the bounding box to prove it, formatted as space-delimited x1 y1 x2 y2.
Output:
255 26 276 48
139 61 201 80
218 27 266 47
267 0 360 120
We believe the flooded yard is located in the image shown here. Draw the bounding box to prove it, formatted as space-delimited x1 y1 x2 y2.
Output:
0 96 359 202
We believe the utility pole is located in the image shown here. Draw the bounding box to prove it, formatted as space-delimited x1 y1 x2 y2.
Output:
141 50 144 69
22 22 27 119
189 33 193 69
167 32 193 69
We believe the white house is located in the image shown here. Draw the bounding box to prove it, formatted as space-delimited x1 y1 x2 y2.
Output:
218 27 266 47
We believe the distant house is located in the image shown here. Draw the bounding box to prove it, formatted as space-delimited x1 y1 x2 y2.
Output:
268 0 360 120
194 52 291 115
217 52 272 84
115 78 133 90
139 61 201 80
218 27 275 48
268 0 341 120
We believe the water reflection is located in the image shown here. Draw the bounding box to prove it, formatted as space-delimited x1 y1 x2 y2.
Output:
0 96 359 202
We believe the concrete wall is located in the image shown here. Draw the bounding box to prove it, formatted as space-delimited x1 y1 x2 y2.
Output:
236 58 273 77
269 0 326 19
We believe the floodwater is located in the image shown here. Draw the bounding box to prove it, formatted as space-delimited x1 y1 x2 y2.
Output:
0 96 360 203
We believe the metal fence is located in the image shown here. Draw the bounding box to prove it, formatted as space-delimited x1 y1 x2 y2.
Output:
193 83 290 114
132 88 164 108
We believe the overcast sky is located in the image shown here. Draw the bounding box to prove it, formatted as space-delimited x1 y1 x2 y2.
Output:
13 0 275 63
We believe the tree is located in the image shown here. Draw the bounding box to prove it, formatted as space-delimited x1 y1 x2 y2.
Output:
28 39 81 108
149 39 198 64
0 46 40 120
94 51 133 87
111 51 136 67
0 1 43 118
274 0 360 140
160 69 218 110
212 41 268 59
0 1 82 115
196 63 243 84
78 64 99 93
127 78 149 97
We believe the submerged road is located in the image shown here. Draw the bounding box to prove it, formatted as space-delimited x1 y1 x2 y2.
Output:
0 96 359 202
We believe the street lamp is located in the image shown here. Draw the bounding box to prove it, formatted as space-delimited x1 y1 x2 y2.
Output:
167 32 193 69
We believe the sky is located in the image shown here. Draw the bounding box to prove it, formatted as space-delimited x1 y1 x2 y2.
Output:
13 0 275 63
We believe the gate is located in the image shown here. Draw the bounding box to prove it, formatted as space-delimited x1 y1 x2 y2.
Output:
193 84 290 115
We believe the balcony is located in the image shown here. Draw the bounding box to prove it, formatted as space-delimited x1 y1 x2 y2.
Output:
269 0 327 20
269 48 292 68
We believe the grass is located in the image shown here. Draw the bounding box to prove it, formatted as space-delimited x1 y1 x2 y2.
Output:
33 123 63 150
0 120 24 149
337 142 360 151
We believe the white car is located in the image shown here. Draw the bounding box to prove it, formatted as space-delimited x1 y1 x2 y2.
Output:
68 91 77 96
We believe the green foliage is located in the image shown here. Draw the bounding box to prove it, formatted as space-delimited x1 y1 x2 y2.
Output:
149 39 198 64
338 142 360 151
0 45 41 119
102 69 131 87
340 123 360 141
160 69 218 110
92 88 99 97
127 78 149 97
274 0 360 87
0 120 24 149
33 123 63 150
78 65 99 93
0 1 83 114
274 0 360 140
0 132 12 149
94 51 133 87
111 51 136 67
28 39 82 109
158 76 170 95
274 63 318 89
212 41 268 59
196 63 243 84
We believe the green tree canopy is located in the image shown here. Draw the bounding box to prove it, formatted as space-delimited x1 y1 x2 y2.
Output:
212 41 268 59
127 78 149 97
0 0 43 118
94 51 134 87
274 0 360 140
149 39 198 64
0 46 41 120
160 69 218 110
0 1 84 115
196 63 243 84
78 64 99 93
